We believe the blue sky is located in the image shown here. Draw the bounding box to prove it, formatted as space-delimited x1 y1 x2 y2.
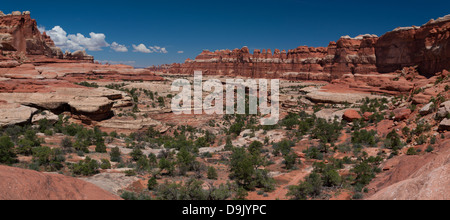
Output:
2 0 450 67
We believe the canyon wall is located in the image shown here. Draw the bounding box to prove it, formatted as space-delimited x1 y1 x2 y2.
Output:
168 15 450 80
376 15 450 76
169 34 378 81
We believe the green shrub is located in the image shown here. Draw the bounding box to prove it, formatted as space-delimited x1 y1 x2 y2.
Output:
0 136 17 164
148 176 158 190
406 147 417 155
110 147 121 162
385 130 403 151
100 159 111 169
272 140 295 156
248 141 263 155
32 146 65 171
303 147 323 160
283 153 297 170
60 137 74 153
352 129 377 147
72 157 99 176
207 166 218 180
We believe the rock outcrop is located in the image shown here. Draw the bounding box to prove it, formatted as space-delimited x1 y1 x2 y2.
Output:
167 14 450 80
343 109 362 122
0 87 126 125
367 140 450 200
376 15 450 76
0 11 93 63
169 34 379 81
0 103 37 127
439 118 450 131
437 101 450 118
0 165 120 200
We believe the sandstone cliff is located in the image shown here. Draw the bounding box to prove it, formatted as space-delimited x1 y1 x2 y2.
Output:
0 11 93 63
376 15 450 76
169 34 378 81
167 15 450 80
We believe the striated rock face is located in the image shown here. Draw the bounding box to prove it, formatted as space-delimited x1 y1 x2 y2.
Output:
0 11 93 63
0 165 120 200
169 34 379 81
376 15 450 76
168 15 450 80
0 11 52 56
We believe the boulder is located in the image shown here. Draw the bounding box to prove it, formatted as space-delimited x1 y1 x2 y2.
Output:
437 101 450 118
363 112 374 120
343 109 362 122
31 110 59 124
412 94 432 104
0 103 38 127
68 97 114 121
315 109 338 121
392 108 412 121
439 118 450 131
419 102 434 115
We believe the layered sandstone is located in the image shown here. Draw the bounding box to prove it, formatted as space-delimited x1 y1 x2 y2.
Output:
376 15 450 76
168 15 450 80
169 34 379 81
0 11 93 63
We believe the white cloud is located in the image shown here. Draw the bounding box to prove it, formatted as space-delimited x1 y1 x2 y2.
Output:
177 51 184 54
68 32 110 51
159 47 168 54
41 25 168 54
111 42 128 52
40 26 127 52
133 44 168 54
132 44 152 53
42 26 110 51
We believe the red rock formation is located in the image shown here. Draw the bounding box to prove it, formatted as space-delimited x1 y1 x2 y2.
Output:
366 139 450 200
168 15 450 80
168 35 379 81
343 109 362 122
375 15 450 76
393 108 412 121
0 11 93 63
0 165 121 200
